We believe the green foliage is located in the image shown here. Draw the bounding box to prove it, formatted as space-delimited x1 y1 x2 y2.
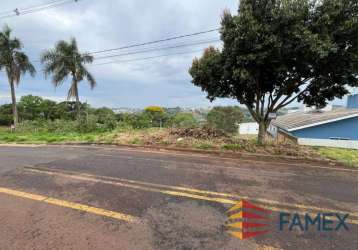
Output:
221 144 242 151
0 95 201 133
189 0 358 143
75 115 99 133
0 104 13 126
94 107 116 123
119 112 153 129
195 142 215 150
317 147 358 167
169 113 198 128
206 106 244 133
52 101 78 120
144 106 167 127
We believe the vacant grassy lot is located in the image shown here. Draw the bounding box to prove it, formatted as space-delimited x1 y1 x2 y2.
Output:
316 147 358 167
0 127 318 157
1 126 357 167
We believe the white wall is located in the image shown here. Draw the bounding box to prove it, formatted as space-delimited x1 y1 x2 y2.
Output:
239 122 259 135
297 138 358 149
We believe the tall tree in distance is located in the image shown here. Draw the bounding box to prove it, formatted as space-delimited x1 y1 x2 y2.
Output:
189 0 358 143
41 38 96 119
0 25 36 127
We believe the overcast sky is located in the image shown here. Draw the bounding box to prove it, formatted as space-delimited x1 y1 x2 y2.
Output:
0 0 355 108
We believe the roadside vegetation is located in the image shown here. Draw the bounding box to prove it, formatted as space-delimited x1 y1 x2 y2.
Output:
0 95 319 159
0 95 356 166
316 147 358 168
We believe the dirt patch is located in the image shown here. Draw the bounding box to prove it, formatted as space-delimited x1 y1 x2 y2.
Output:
169 127 229 140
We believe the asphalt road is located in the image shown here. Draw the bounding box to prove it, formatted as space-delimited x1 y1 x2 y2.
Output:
0 145 357 250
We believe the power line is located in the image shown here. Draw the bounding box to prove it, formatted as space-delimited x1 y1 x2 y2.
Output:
93 39 220 60
0 0 66 15
0 0 80 19
32 28 220 63
89 28 220 55
91 49 206 66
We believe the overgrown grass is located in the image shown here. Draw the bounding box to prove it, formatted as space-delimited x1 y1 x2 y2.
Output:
316 147 358 167
0 126 105 144
0 131 100 144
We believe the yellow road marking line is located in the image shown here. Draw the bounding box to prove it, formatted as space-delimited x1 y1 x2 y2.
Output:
0 187 138 223
24 167 358 219
25 168 237 205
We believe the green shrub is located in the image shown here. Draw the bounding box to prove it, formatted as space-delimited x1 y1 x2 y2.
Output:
195 143 215 150
121 113 152 129
207 106 244 134
222 144 242 151
169 113 198 128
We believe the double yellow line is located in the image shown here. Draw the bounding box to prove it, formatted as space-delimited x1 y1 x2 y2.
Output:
2 166 358 225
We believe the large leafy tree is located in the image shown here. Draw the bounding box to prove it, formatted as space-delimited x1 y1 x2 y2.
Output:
41 38 96 119
189 0 358 143
0 25 36 127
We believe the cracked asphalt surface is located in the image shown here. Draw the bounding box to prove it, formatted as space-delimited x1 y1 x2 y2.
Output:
0 145 357 250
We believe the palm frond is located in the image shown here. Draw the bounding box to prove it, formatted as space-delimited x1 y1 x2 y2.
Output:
0 26 35 85
83 67 96 89
41 37 97 99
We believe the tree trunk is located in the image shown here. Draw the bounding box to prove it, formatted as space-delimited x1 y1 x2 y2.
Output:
258 120 268 145
73 80 81 120
9 80 18 127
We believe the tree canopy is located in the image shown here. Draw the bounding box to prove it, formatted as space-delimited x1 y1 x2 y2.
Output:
41 38 96 118
189 0 358 143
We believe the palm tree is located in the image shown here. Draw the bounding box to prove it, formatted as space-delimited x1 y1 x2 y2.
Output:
41 38 96 119
0 25 36 127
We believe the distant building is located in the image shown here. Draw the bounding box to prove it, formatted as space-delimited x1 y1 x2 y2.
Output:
239 122 259 135
112 108 142 114
268 94 358 149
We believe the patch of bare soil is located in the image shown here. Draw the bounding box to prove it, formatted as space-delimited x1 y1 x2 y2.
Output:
169 127 229 140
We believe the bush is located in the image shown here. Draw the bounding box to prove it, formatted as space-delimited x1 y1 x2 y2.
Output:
0 114 12 126
207 106 244 134
144 106 168 127
0 104 13 126
75 115 99 133
14 115 118 134
169 113 198 128
120 113 152 129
